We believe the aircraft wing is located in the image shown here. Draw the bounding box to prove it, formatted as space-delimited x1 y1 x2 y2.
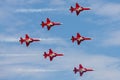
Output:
25 34 29 39
47 26 51 30
50 57 54 61
80 72 84 76
76 11 80 16
77 41 82 45
79 64 83 69
46 18 51 23
77 33 81 38
76 3 80 8
26 42 30 47
49 49 53 53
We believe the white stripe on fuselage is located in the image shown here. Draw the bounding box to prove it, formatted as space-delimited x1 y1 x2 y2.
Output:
47 22 53 27
76 7 82 11
77 37 83 41
79 68 85 73
50 53 56 57
26 38 32 43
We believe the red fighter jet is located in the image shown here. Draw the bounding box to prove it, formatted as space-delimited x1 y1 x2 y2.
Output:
71 33 91 45
70 3 90 16
41 18 62 30
73 64 94 76
19 34 40 47
43 49 63 61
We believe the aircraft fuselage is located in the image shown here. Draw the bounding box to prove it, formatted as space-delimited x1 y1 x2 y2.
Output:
79 68 86 73
47 22 53 27
26 38 32 43
76 7 82 11
50 53 56 57
77 37 84 41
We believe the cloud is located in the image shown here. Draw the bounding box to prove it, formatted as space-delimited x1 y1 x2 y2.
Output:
0 51 62 79
0 34 18 42
50 0 66 6
2 0 43 6
0 53 40 65
102 30 120 46
0 35 68 46
0 37 18 42
40 37 68 46
92 3 120 17
84 0 120 25
87 0 120 18
48 49 120 80
0 0 120 80
15 68 61 73
0 47 120 80
0 66 61 78
0 53 39 57
15 8 65 13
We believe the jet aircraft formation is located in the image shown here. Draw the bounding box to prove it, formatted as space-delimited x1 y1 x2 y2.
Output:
19 2 94 78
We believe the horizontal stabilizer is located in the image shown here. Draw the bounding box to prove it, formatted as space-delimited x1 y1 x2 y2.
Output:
70 6 74 13
19 37 24 44
73 67 78 74
43 52 48 58
71 36 75 42
41 21 45 28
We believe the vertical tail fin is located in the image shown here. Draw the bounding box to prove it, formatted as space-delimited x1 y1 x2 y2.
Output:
71 36 75 42
70 6 74 13
41 21 45 28
19 37 24 44
43 52 48 59
73 67 78 74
